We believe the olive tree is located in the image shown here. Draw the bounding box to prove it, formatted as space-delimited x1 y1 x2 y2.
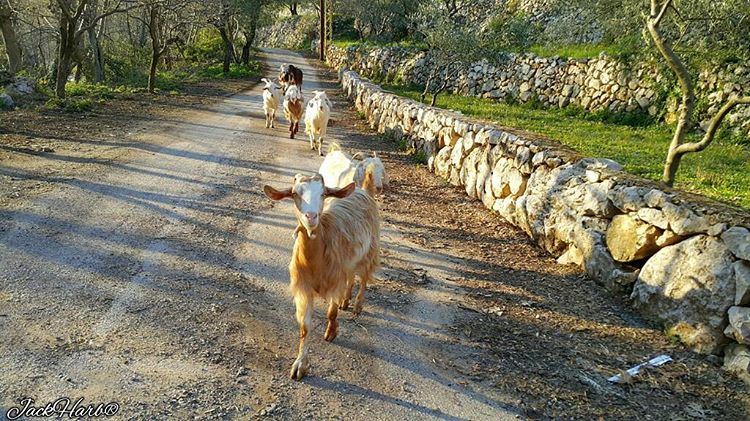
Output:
645 0 750 186
52 0 141 97
415 7 489 106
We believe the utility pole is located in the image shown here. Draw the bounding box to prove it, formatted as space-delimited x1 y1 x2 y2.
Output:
319 0 326 60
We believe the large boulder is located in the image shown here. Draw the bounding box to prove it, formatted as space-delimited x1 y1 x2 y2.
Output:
5 77 35 96
0 93 13 109
606 214 661 262
631 235 737 354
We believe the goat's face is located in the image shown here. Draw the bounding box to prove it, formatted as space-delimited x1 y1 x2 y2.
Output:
261 78 279 95
309 91 331 111
263 175 355 236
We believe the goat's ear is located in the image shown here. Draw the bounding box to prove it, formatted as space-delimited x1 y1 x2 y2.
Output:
325 182 355 199
351 152 364 160
263 185 293 201
372 151 378 158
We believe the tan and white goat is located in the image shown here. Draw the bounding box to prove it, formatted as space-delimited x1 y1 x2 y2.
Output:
304 91 332 156
263 168 380 381
319 143 390 194
261 78 280 128
283 85 304 139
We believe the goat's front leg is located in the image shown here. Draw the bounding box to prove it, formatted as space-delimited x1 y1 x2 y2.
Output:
340 274 355 310
324 299 339 342
271 109 276 128
309 130 315 150
290 293 313 380
318 126 327 156
289 121 295 139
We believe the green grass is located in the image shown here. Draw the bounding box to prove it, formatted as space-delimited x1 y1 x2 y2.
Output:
383 84 750 209
331 38 428 50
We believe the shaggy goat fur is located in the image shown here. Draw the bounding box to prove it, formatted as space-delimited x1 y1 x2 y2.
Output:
319 143 389 194
283 85 304 139
263 168 380 381
261 78 280 128
304 91 332 156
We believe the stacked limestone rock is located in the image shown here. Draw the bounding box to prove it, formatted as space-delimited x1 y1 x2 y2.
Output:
327 44 750 137
338 68 750 382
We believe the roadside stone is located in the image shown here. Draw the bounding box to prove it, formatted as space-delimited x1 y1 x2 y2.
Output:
723 343 750 383
610 186 646 212
635 208 669 230
434 146 453 178
721 226 750 260
574 226 638 292
735 261 750 306
655 230 682 247
0 93 13 109
631 235 737 354
725 307 750 345
606 214 661 262
662 202 712 235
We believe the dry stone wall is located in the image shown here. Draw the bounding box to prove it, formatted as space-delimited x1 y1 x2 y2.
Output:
335 67 750 379
326 45 750 136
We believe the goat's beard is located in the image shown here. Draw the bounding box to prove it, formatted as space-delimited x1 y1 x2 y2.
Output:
294 221 317 240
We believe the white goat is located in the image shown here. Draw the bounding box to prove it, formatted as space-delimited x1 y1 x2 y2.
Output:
263 168 380 381
283 85 304 139
319 143 390 194
304 90 332 156
261 78 280 128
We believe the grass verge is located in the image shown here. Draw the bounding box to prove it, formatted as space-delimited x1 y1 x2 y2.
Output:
42 61 261 113
382 84 750 209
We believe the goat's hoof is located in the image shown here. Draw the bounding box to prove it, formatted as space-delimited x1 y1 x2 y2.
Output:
290 359 307 381
339 299 350 310
353 300 364 316
324 323 338 342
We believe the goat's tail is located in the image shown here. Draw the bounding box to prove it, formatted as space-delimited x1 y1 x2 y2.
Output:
362 162 377 197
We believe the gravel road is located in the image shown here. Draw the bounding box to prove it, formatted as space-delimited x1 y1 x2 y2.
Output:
1 49 747 420
0 49 517 420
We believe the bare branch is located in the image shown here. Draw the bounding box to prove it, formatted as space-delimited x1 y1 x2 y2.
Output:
75 1 141 37
653 0 672 26
674 97 750 155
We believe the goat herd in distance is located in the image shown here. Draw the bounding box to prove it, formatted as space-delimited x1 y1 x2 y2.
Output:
261 63 391 380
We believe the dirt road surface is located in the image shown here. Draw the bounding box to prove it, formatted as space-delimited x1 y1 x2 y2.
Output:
0 49 747 420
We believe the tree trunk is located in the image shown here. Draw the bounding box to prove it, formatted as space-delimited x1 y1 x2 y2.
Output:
240 40 251 65
82 0 104 82
241 17 257 65
0 0 22 74
148 50 159 93
147 5 160 93
218 26 234 74
55 14 77 98
646 1 695 186
289 2 298 15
